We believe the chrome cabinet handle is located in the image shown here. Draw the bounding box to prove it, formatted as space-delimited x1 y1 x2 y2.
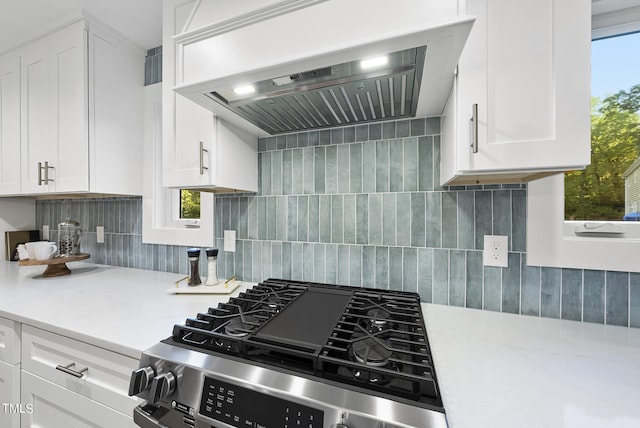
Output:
199 141 208 175
470 103 478 154
38 161 54 185
44 161 54 183
55 362 88 378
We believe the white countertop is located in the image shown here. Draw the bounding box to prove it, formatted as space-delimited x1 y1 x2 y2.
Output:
0 261 250 358
2 260 639 427
424 304 640 428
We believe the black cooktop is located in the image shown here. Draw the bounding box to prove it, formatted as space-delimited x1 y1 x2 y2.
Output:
171 279 442 410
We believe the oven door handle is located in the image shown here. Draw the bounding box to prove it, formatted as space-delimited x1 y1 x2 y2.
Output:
134 405 172 428
181 332 207 345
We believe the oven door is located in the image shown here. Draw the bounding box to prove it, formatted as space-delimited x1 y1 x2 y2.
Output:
134 403 195 428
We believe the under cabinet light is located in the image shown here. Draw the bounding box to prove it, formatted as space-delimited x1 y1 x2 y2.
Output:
233 85 256 95
360 55 388 70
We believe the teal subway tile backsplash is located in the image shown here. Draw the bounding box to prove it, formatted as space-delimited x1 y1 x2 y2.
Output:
606 271 629 326
34 116 640 328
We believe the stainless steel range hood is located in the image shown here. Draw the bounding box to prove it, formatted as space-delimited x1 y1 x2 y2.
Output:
207 46 426 134
173 0 475 137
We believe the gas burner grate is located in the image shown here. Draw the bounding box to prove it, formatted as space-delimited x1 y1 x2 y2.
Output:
169 280 442 409
319 289 440 404
172 280 306 354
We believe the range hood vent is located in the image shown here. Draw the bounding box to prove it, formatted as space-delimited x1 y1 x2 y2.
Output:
206 47 426 135
174 0 475 137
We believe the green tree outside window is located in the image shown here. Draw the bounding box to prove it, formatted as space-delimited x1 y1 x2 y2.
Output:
180 190 201 219
565 84 640 220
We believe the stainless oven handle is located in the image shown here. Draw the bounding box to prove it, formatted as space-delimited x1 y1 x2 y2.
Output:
182 331 207 345
133 406 171 428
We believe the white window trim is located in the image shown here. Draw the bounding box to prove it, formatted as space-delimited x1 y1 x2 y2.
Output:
529 174 640 272
141 84 214 247
528 14 640 273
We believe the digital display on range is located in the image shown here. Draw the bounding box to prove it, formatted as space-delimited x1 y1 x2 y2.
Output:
199 377 324 428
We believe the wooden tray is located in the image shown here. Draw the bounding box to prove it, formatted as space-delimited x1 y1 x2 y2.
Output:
19 253 90 277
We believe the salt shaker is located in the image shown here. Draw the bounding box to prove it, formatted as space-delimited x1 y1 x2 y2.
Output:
187 248 202 286
205 248 219 286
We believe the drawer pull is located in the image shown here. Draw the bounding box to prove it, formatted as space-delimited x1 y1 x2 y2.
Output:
56 362 88 378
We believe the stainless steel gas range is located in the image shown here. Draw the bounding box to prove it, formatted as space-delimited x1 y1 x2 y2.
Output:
128 279 447 428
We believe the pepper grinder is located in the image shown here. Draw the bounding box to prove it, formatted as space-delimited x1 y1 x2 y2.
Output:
205 248 219 285
187 248 202 286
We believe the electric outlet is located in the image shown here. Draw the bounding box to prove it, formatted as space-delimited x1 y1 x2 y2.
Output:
224 230 236 252
42 225 50 240
96 226 105 244
483 235 508 267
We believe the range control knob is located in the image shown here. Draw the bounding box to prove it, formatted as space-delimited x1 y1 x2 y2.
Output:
128 366 155 396
149 372 176 405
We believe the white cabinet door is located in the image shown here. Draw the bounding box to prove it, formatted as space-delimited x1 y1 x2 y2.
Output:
163 0 216 188
20 38 54 194
20 371 136 428
163 92 216 187
0 360 20 428
0 55 21 195
162 0 258 192
0 316 21 364
20 22 88 194
49 22 89 193
440 0 590 185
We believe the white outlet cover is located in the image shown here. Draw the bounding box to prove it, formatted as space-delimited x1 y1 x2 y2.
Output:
42 225 50 240
483 235 508 267
224 230 236 253
96 226 105 244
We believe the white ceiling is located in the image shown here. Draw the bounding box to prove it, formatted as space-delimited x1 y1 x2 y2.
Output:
0 0 162 55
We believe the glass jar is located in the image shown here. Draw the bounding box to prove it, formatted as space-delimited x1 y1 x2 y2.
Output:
58 217 82 257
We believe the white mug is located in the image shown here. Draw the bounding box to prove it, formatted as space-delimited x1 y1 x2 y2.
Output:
16 244 29 260
26 241 57 260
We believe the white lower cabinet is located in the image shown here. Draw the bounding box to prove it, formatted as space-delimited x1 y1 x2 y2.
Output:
0 360 21 428
21 371 136 428
20 325 140 427
0 316 21 428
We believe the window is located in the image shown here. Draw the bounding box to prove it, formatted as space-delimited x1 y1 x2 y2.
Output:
180 189 201 219
564 32 640 221
528 8 640 273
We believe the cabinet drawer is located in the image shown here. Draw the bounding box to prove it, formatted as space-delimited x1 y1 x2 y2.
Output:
21 370 136 428
0 316 21 364
21 325 141 416
0 360 20 428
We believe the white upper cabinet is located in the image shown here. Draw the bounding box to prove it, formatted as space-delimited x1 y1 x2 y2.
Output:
0 55 21 194
440 0 591 185
16 19 144 196
162 0 258 192
20 23 87 194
